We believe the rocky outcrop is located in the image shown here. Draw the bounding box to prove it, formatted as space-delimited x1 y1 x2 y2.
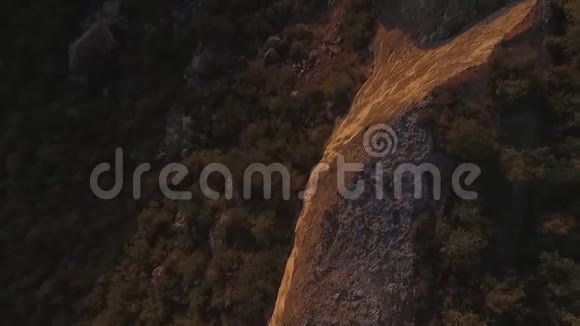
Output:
380 0 517 45
156 110 194 161
271 109 445 325
67 0 129 77
264 35 282 51
264 48 282 65
184 49 218 81
68 23 117 75
270 0 539 324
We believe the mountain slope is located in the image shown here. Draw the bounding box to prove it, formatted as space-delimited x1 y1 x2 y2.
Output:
270 1 540 324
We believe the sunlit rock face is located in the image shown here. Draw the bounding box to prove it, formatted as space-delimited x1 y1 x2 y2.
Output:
271 109 441 325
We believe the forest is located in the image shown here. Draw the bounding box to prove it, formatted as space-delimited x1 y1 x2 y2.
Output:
0 0 373 324
414 0 580 324
0 0 579 325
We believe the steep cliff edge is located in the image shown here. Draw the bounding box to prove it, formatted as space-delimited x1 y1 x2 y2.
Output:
271 0 540 324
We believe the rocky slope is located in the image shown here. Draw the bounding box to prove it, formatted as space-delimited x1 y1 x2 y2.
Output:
270 0 540 324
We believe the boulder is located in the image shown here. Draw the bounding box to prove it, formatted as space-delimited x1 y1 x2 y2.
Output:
263 48 281 65
101 0 121 20
380 0 508 44
68 23 117 75
308 49 319 63
156 111 194 161
96 0 127 27
328 45 340 55
184 50 216 80
264 35 282 50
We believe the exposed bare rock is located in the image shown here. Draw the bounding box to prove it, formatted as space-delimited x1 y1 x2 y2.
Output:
156 110 194 161
264 48 282 65
101 0 122 20
172 211 189 234
380 0 517 45
265 35 282 50
185 49 217 81
308 49 319 63
270 109 445 325
68 23 117 75
327 45 340 56
151 265 166 287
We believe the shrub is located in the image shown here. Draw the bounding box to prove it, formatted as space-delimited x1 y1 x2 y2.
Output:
343 2 373 49
230 249 286 318
444 117 498 161
286 23 313 42
544 36 567 64
483 278 526 315
539 252 576 282
322 73 352 100
494 78 532 103
250 212 277 244
289 40 308 60
442 309 487 326
499 148 536 182
442 227 488 265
